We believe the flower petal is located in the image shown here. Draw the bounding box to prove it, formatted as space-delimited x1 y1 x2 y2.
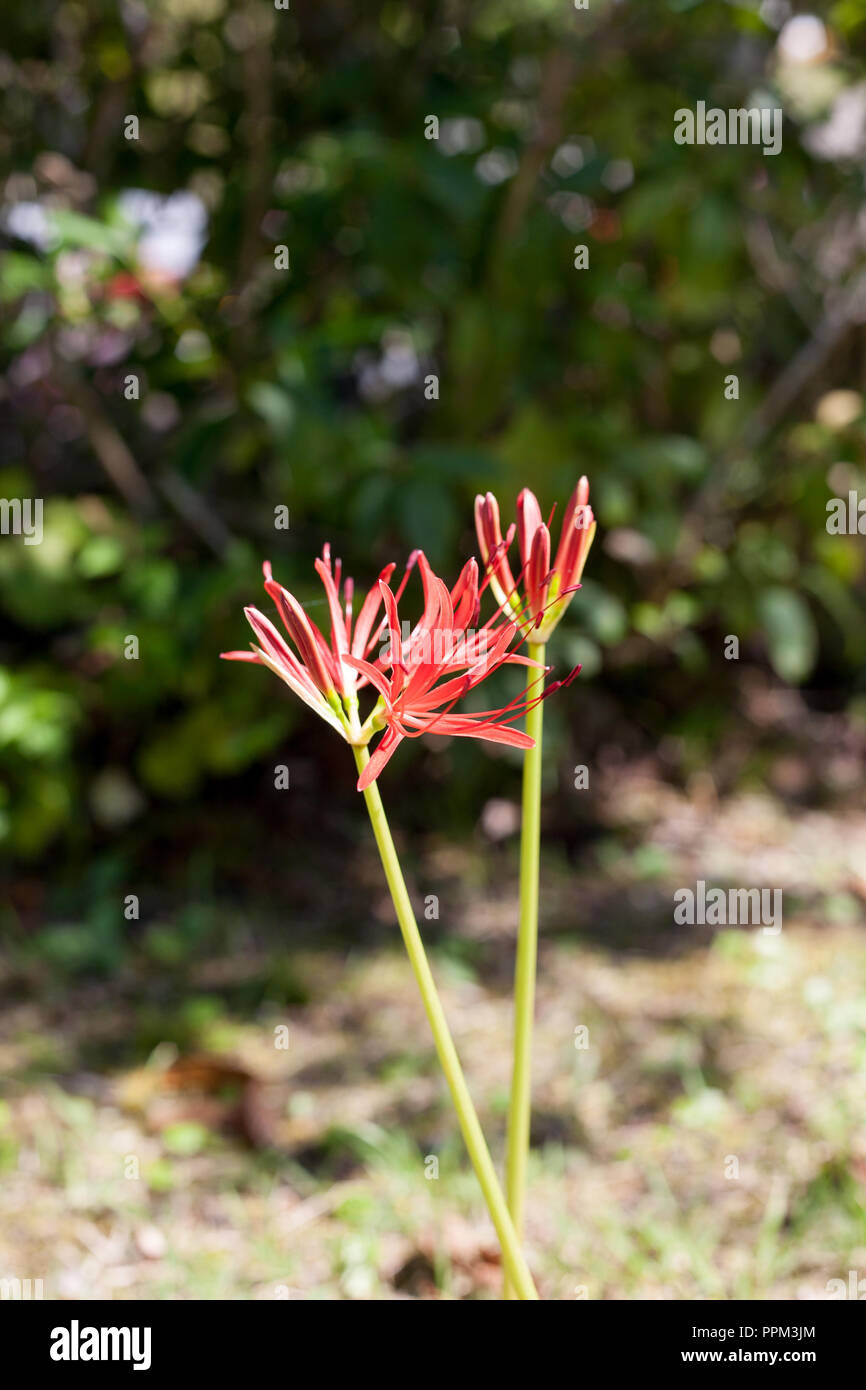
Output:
264 579 336 695
527 522 551 622
357 726 403 790
516 488 543 569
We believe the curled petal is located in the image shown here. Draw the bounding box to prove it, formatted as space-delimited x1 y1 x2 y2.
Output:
314 549 351 675
264 579 336 696
516 489 543 569
474 492 516 608
554 476 594 585
357 726 403 790
352 563 395 659
406 712 534 749
343 651 396 706
526 523 551 623
450 557 479 629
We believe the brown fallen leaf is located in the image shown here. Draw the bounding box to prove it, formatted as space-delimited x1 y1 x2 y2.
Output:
115 1051 278 1148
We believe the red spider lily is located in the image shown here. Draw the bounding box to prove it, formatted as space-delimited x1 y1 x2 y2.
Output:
475 477 596 642
220 547 407 740
344 551 555 790
221 547 561 789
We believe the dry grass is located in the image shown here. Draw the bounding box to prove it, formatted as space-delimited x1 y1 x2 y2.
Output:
2 778 865 1299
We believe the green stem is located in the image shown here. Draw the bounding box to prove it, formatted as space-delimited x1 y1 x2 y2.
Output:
353 744 539 1301
504 640 545 1299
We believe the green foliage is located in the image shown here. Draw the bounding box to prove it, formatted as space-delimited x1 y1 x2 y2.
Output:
1 0 865 881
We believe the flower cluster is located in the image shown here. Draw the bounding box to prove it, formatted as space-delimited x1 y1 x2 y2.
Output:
222 481 594 788
475 477 596 641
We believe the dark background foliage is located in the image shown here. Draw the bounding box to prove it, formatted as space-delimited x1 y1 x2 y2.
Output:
2 0 865 954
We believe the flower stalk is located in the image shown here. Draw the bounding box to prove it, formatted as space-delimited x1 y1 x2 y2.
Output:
477 480 596 1296
503 640 545 1298
353 743 539 1301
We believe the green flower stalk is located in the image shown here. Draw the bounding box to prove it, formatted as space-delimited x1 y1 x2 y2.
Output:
476 479 596 1298
504 638 545 1298
354 745 538 1301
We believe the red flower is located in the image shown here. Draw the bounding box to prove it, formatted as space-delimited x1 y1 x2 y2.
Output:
220 547 406 741
475 477 596 641
221 547 556 790
344 551 548 789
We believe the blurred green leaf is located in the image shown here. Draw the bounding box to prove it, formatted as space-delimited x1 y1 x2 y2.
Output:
758 587 818 685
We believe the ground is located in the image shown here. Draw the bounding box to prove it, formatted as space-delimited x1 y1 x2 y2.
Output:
2 771 866 1300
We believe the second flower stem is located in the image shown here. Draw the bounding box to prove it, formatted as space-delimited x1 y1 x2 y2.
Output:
504 640 545 1299
353 745 539 1301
